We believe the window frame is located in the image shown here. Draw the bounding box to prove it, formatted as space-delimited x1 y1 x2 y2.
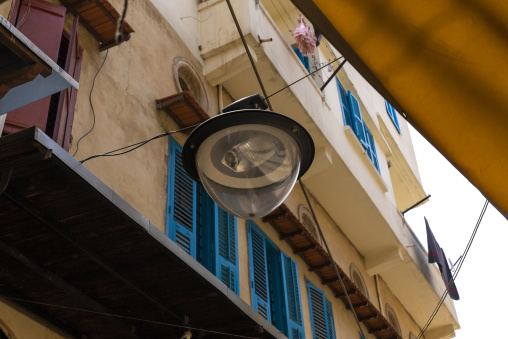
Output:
385 100 401 134
306 281 336 339
247 221 305 338
167 137 239 294
337 77 380 172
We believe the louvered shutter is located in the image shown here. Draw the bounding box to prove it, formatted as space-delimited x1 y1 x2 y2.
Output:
325 299 336 339
385 101 401 133
365 127 380 172
337 78 352 127
308 283 336 339
348 91 368 148
294 48 310 72
281 253 305 339
216 205 239 294
167 138 196 257
248 222 271 320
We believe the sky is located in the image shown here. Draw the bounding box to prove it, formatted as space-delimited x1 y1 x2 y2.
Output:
403 126 508 338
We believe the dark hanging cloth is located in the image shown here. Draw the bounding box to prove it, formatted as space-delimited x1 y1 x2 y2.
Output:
425 217 460 300
314 26 322 47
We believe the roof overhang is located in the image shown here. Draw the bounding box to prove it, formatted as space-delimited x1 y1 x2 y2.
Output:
0 15 79 114
0 127 284 338
291 0 508 219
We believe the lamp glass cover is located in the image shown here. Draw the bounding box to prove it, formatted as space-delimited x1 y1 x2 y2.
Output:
195 124 301 219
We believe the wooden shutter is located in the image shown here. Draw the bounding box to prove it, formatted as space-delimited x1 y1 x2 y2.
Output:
308 283 336 339
385 100 401 133
294 48 310 72
336 78 352 127
216 206 239 294
53 16 83 150
281 252 304 339
365 127 380 171
167 138 196 257
348 91 368 148
4 0 66 134
248 221 271 320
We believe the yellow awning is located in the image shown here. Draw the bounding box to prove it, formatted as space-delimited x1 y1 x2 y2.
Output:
291 0 508 219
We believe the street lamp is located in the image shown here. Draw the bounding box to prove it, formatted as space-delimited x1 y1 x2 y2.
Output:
182 95 314 219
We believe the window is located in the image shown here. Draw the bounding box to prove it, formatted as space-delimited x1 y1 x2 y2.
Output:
4 0 82 151
349 264 368 299
307 282 336 339
336 77 380 172
173 58 208 112
299 205 322 247
385 100 401 134
293 47 310 72
248 221 305 339
167 137 239 294
385 304 401 334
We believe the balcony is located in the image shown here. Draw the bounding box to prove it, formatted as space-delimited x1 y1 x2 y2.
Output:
0 15 78 114
198 0 459 337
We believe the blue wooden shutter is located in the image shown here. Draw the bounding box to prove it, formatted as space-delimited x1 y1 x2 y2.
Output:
281 253 305 339
325 299 336 339
337 78 352 127
294 48 310 72
308 283 335 339
167 138 196 257
364 127 380 172
216 205 239 294
348 91 368 148
385 100 401 134
248 222 271 320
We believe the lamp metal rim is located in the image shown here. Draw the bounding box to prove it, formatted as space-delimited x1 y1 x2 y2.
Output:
182 109 315 183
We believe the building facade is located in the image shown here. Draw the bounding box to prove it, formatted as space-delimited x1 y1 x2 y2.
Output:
0 0 459 338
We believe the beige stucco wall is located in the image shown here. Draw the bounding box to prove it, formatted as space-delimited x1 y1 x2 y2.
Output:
64 0 219 233
0 298 68 339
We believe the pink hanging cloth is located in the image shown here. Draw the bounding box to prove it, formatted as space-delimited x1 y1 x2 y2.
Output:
293 15 316 56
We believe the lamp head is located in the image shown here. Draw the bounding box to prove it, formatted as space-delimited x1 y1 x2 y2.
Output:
182 106 314 219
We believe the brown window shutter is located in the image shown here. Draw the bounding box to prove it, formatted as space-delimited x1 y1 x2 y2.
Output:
4 0 66 135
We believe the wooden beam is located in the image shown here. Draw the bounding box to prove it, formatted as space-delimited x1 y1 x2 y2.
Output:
345 301 368 310
0 63 43 99
0 238 141 338
308 262 331 271
321 276 339 285
335 288 357 298
279 229 303 240
4 191 187 325
0 21 52 76
261 210 288 222
293 244 317 254
358 314 378 322
368 326 389 334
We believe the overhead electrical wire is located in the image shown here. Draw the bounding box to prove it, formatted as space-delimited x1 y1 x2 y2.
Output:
266 56 344 99
80 124 198 164
115 0 129 44
415 199 489 339
72 50 109 157
225 1 366 335
0 295 262 339
299 180 367 339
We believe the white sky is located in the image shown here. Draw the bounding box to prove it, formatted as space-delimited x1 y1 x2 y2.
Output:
404 126 508 338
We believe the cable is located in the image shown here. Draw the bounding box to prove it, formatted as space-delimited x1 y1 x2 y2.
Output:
115 0 128 44
269 0 293 33
299 179 366 339
0 295 260 339
225 0 273 111
415 199 489 339
16 0 31 28
266 56 343 99
72 50 109 157
80 124 198 164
